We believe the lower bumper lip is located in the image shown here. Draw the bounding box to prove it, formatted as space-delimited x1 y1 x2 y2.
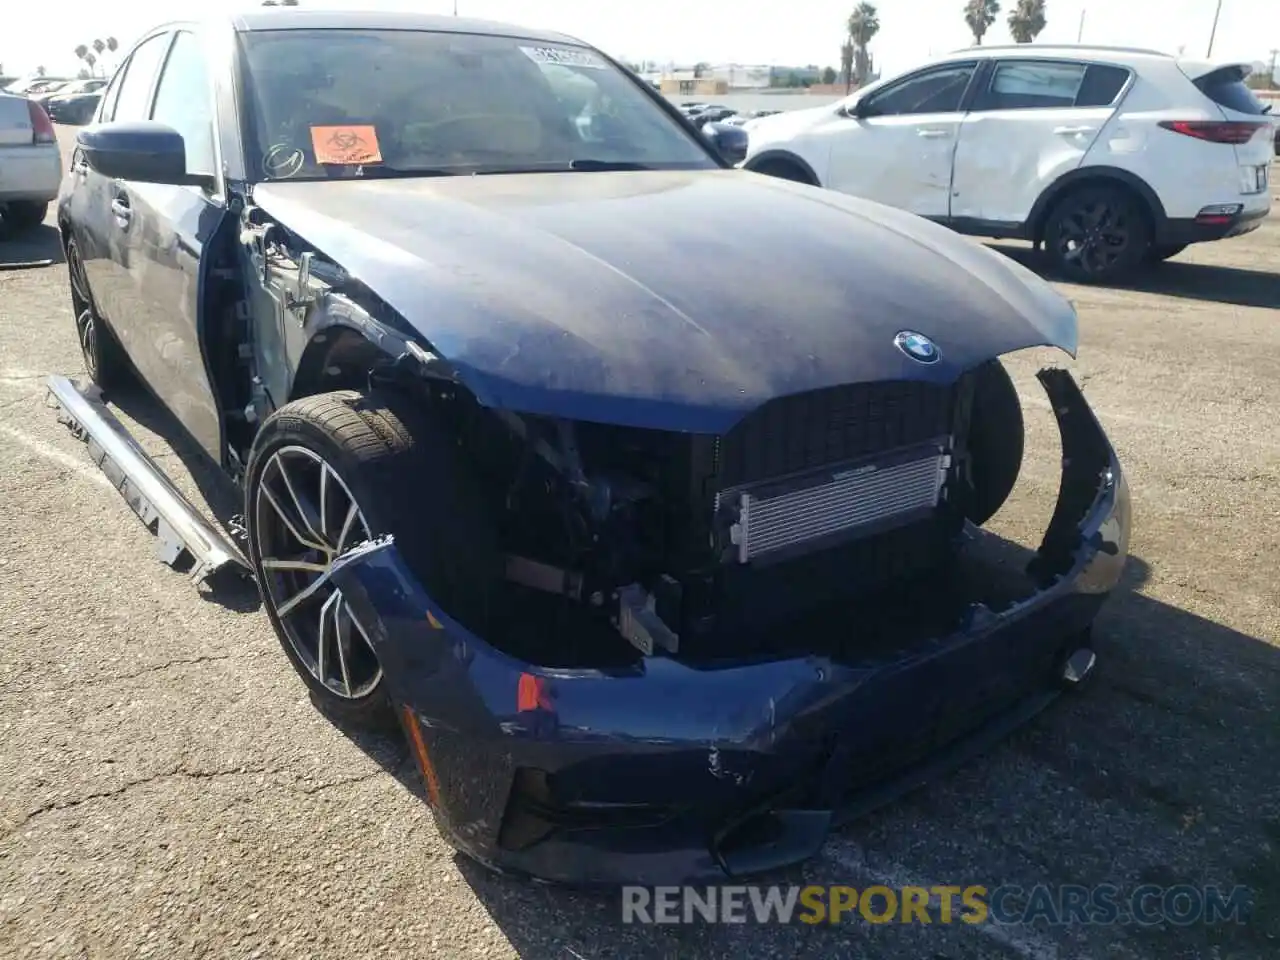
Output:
329 367 1130 885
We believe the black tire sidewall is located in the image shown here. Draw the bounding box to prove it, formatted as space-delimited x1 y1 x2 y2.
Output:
1044 185 1151 283
963 359 1025 527
66 237 130 392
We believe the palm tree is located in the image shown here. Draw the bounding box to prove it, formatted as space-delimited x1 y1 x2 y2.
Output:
964 0 1001 45
84 52 97 76
840 40 854 92
74 44 88 71
847 3 880 86
36 65 46 77
1007 0 1047 42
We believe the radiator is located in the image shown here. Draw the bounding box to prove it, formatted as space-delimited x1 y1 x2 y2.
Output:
717 443 950 565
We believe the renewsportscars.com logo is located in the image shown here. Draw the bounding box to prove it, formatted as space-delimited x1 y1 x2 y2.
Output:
621 884 1253 927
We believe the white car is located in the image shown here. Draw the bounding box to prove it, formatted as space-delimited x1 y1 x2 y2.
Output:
0 92 61 231
743 45 1275 282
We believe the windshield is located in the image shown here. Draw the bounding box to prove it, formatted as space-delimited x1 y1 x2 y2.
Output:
238 29 718 181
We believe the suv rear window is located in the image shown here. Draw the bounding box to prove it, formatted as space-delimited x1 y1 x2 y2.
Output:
1075 65 1130 107
1194 66 1269 116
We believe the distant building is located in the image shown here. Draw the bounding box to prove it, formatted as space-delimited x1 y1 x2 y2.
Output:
707 64 773 89
658 72 729 96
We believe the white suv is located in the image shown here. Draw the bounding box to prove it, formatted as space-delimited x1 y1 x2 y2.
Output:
0 92 61 231
743 45 1275 283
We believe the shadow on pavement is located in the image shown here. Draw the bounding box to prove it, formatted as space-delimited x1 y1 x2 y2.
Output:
0 222 63 270
324 542 1279 960
99 376 262 613
989 242 1280 310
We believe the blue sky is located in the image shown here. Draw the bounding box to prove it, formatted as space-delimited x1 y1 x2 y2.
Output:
3 0 1277 78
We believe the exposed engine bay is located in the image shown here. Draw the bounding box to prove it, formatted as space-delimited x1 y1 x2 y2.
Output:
460 374 986 662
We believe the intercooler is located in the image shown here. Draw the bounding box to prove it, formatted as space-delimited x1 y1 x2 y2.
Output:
716 443 951 565
713 380 958 567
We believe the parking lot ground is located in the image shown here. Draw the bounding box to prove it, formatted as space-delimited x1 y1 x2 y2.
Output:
0 131 1277 959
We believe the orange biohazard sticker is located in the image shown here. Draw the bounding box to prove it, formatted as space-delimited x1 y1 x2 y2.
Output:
310 125 383 165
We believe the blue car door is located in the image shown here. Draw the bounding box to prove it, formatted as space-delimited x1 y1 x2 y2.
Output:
118 28 229 462
70 31 171 336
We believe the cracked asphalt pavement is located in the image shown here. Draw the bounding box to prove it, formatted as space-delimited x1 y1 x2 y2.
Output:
0 130 1277 959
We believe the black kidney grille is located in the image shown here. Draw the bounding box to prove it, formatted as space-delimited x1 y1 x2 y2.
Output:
718 381 956 488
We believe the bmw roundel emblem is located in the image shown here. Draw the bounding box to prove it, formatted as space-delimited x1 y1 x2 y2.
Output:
894 331 941 364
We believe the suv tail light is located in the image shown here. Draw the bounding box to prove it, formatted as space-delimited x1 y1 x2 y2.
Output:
1157 120 1268 144
26 98 56 144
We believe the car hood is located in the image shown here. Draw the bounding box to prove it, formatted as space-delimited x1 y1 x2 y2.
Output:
253 170 1076 433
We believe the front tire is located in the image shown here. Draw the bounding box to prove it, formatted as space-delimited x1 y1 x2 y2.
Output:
1042 185 1151 284
961 359 1024 527
245 389 499 729
1144 243 1187 264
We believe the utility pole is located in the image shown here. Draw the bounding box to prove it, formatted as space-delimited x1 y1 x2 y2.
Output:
1207 0 1223 57
1269 48 1279 88
453 0 458 14
1076 8 1086 43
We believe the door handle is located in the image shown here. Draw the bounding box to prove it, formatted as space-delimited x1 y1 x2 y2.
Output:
917 128 951 139
1054 125 1095 135
110 196 132 228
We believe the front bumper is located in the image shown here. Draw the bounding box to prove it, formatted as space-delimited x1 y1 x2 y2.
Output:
332 369 1131 886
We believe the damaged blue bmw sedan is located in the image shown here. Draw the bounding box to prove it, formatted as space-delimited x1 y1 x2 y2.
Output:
51 9 1130 885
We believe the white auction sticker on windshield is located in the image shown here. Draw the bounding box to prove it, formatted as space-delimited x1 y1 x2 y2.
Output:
519 45 607 69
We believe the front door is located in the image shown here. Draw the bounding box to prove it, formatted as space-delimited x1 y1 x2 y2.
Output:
118 29 228 462
823 61 980 218
74 31 171 333
82 28 227 462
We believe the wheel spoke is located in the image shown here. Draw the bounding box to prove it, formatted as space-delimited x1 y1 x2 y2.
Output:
334 596 355 696
316 590 339 685
335 501 360 554
262 557 329 574
261 484 329 554
272 452 326 548
276 565 334 617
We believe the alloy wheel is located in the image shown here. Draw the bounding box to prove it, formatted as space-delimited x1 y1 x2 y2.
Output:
253 445 381 699
66 242 99 378
1055 200 1131 276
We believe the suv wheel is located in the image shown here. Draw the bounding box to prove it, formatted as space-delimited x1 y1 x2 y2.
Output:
4 200 49 232
749 158 815 184
1043 185 1151 284
1145 243 1187 264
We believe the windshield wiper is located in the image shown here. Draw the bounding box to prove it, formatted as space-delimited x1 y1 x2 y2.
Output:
351 165 465 179
567 159 657 171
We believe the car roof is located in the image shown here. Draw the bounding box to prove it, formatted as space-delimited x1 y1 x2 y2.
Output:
225 7 586 47
935 44 1176 67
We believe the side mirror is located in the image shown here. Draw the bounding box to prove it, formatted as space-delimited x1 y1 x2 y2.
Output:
843 98 870 119
702 122 748 165
77 121 212 188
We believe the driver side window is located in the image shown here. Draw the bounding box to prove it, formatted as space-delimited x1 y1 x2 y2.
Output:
863 63 978 117
150 31 217 177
